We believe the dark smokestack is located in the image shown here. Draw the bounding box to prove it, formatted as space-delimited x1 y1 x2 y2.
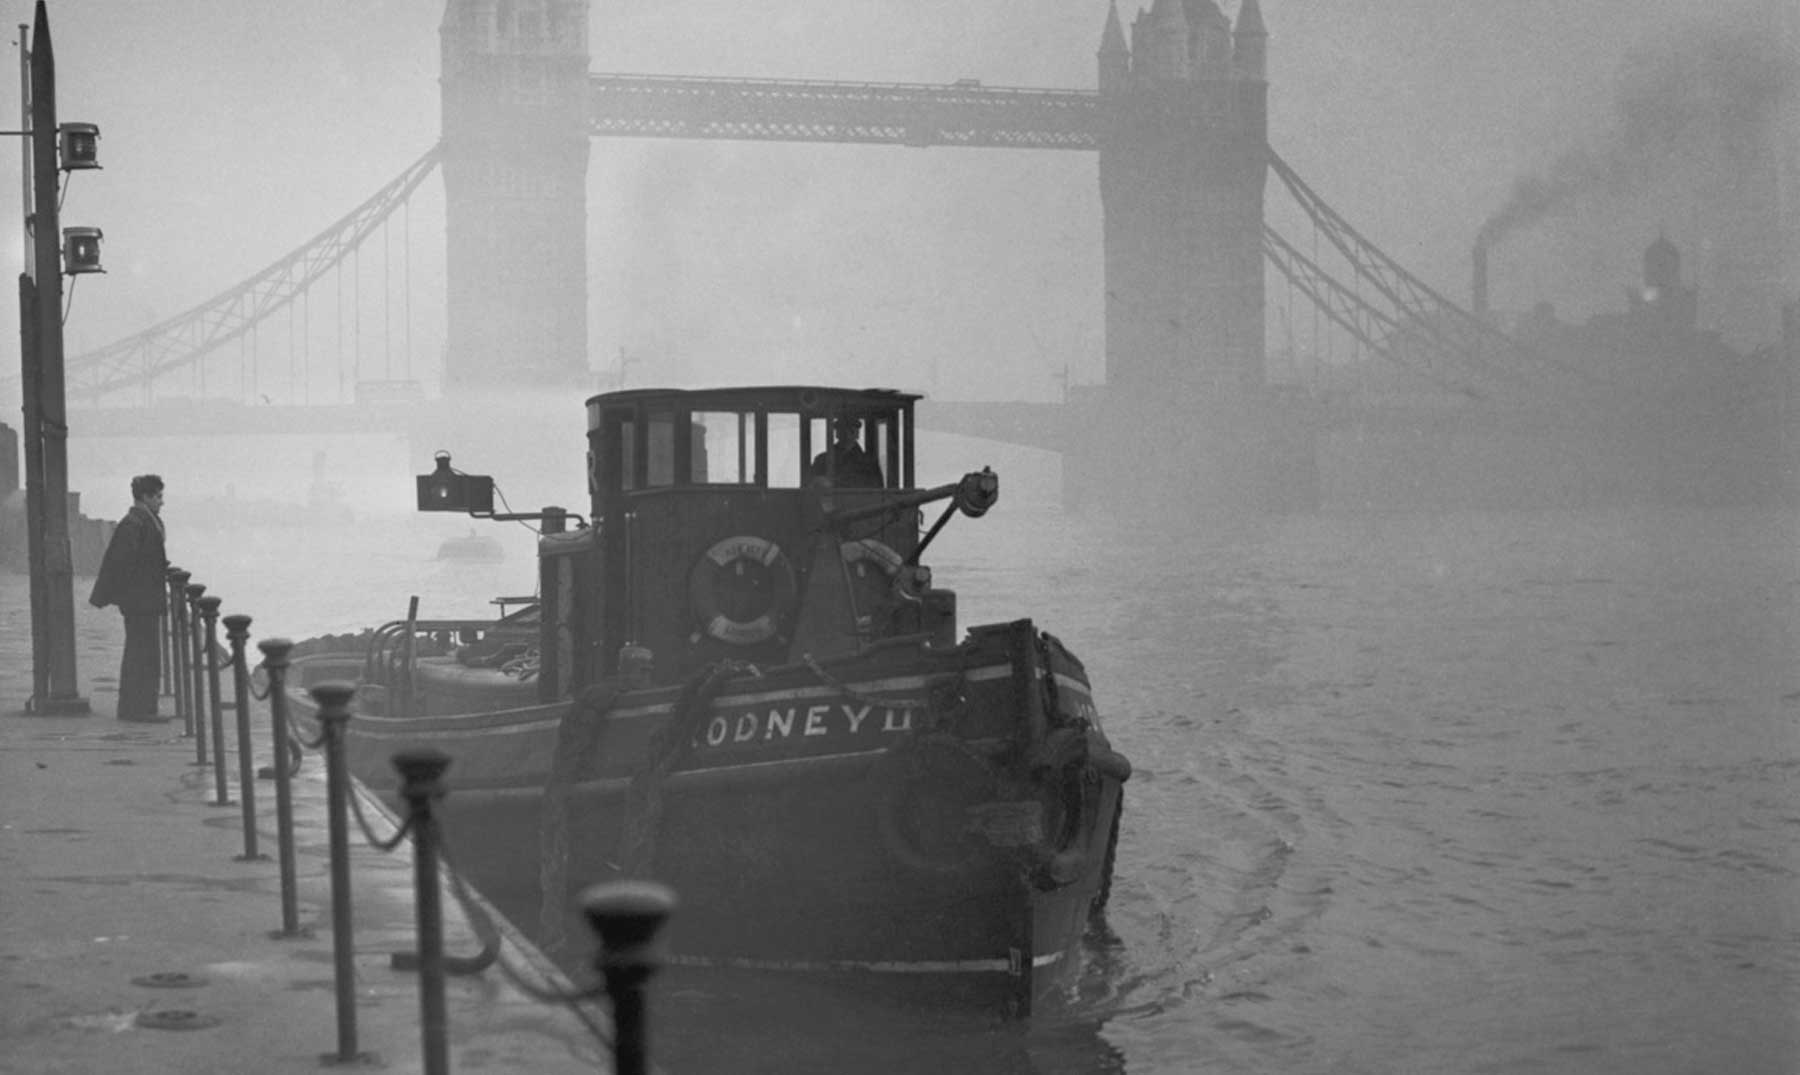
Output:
1472 241 1490 321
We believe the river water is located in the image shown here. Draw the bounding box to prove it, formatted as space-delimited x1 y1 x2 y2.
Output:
165 498 1800 1074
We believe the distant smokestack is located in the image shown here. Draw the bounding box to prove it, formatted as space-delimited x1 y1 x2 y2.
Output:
1472 241 1490 321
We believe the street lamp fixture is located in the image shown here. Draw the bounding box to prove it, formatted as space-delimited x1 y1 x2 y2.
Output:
57 120 97 169
61 224 101 273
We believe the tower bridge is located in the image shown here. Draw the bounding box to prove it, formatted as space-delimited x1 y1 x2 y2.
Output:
39 0 1588 513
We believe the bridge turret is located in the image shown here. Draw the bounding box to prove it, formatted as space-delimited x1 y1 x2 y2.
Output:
1136 0 1191 83
1098 2 1130 96
1188 0 1232 75
1233 0 1268 82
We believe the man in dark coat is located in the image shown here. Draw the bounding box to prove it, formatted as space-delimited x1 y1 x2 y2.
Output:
89 474 168 722
809 417 885 488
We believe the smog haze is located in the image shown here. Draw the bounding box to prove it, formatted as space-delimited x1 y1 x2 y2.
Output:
0 0 1793 513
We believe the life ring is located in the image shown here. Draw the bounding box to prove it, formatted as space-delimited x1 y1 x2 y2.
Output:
874 735 1001 877
841 539 903 630
689 535 797 646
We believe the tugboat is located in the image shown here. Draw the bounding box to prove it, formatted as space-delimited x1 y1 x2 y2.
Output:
284 386 1130 1015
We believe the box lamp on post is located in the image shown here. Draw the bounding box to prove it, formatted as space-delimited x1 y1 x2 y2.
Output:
61 224 100 273
57 120 96 169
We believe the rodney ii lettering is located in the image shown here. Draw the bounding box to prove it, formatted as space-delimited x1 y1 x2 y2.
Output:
693 701 919 749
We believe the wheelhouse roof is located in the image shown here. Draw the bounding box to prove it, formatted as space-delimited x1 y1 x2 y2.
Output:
585 385 922 416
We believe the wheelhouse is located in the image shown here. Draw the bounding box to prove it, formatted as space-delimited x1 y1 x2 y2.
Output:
564 387 933 688
587 385 919 499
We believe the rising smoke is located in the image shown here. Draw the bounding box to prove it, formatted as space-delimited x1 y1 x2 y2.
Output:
1477 11 1795 249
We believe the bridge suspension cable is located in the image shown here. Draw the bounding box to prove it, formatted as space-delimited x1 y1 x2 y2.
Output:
1262 225 1486 400
58 145 442 402
1265 148 1588 398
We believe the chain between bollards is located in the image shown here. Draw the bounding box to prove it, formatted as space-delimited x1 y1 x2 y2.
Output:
198 597 229 806
259 638 304 939
393 749 454 1075
583 881 677 1075
185 582 208 767
311 681 374 1066
223 614 262 861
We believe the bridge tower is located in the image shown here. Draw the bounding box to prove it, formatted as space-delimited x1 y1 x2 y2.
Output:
1075 0 1312 513
439 0 591 391
1097 0 1268 402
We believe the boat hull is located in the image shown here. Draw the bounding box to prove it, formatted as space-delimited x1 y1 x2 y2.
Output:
285 620 1127 1015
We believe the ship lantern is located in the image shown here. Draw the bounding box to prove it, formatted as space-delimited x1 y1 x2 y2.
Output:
58 123 100 170
61 227 103 275
416 451 496 514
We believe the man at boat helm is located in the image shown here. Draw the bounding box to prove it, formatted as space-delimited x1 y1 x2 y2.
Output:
811 416 885 488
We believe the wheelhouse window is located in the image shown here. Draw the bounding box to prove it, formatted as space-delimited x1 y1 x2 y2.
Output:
767 412 805 488
589 391 916 500
690 410 753 485
645 406 677 488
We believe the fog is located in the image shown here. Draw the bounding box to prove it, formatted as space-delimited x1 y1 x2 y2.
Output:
8 8 1800 1070
0 0 1792 514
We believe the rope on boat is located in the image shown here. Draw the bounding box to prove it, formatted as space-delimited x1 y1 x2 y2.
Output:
501 649 540 680
615 661 755 878
537 681 626 956
534 660 754 957
1092 790 1121 921
802 651 972 736
797 652 892 711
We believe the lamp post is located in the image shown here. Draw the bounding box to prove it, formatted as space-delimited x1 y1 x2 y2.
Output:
15 0 102 715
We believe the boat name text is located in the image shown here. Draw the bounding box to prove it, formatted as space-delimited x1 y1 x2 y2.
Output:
694 702 919 748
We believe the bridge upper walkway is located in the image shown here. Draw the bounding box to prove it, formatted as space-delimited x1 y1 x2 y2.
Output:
28 73 1566 426
589 74 1100 149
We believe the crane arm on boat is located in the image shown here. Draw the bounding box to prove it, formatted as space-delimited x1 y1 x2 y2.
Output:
821 468 999 565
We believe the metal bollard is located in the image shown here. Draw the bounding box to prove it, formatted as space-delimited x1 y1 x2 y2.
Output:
185 582 209 766
393 749 453 1075
168 569 193 740
312 681 370 1066
198 596 230 806
259 638 304 938
224 614 263 861
159 569 175 704
582 881 677 1075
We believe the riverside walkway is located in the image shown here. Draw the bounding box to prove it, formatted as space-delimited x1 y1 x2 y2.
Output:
0 574 615 1074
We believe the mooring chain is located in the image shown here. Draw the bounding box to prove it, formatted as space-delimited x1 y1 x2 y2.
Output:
438 824 613 1018
291 718 330 752
346 781 415 853
248 658 274 702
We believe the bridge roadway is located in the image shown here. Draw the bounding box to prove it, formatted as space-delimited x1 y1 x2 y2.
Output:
66 394 1581 447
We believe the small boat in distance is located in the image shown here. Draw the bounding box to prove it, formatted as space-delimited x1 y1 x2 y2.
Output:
284 385 1130 1016
434 528 504 562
